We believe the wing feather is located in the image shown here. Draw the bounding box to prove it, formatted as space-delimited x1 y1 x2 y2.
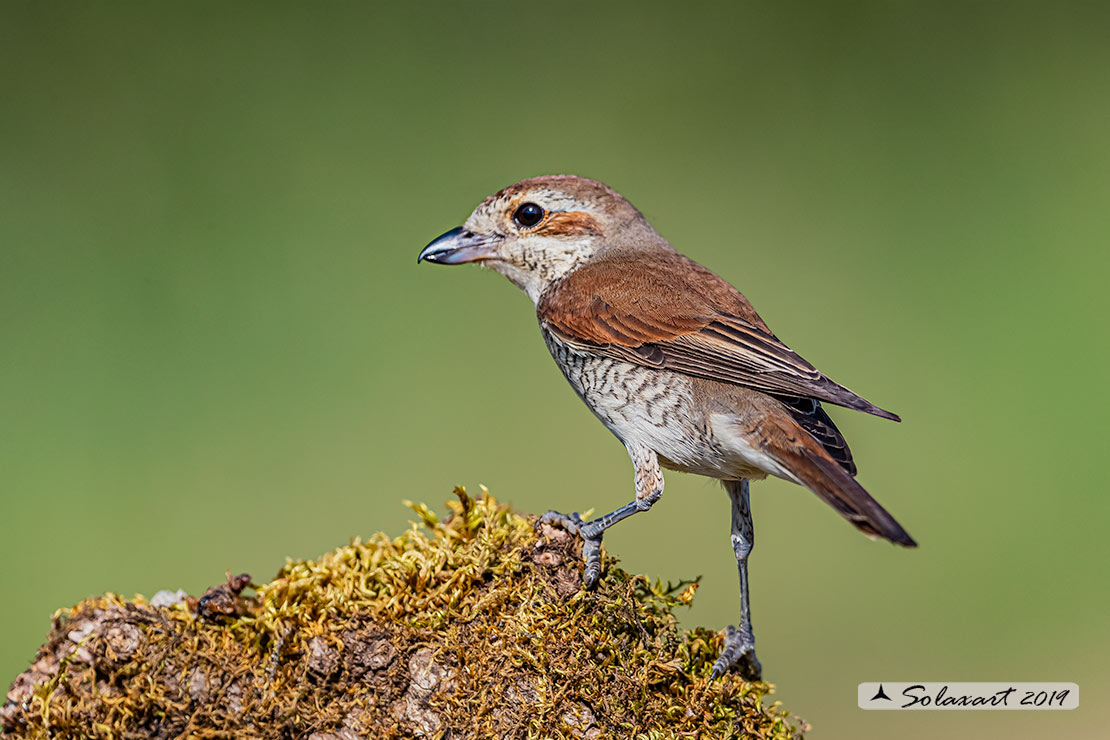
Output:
538 248 900 421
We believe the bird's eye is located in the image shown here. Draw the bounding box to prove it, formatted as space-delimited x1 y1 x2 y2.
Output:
513 202 545 228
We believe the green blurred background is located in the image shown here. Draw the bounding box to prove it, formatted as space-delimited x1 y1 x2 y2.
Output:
2 2 1107 737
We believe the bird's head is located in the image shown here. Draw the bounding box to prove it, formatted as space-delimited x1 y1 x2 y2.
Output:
418 175 649 302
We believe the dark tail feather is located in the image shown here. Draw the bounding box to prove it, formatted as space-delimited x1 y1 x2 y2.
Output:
786 443 916 547
776 396 857 476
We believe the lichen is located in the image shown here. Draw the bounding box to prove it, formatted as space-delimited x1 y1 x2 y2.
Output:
2 487 806 739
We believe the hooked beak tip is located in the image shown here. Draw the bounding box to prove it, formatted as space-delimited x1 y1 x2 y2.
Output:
418 226 499 266
418 226 463 264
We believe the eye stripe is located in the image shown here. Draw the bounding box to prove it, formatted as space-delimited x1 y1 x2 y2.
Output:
534 211 603 237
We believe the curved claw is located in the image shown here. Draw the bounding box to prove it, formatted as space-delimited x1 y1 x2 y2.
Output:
537 510 584 536
536 509 604 591
580 536 603 590
711 624 762 681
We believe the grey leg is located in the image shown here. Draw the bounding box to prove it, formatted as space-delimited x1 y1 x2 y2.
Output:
538 443 663 590
712 479 763 680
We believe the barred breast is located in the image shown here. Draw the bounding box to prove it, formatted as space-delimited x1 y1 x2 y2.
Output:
542 329 765 479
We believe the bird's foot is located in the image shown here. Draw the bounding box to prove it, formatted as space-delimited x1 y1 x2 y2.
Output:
536 510 604 590
711 624 762 681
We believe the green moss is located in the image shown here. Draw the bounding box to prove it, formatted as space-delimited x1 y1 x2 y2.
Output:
2 487 806 739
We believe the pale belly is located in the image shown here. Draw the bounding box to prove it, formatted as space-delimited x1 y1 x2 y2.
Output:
542 330 777 482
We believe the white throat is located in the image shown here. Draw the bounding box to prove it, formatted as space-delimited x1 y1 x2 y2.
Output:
487 239 596 304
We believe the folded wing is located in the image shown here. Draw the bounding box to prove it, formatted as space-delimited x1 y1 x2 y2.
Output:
538 248 900 421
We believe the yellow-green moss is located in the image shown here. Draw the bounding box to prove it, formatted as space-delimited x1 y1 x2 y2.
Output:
2 488 806 739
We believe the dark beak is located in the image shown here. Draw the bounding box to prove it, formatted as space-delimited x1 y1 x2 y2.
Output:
418 226 500 265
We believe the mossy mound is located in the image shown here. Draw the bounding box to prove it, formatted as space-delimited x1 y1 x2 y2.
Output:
2 488 805 739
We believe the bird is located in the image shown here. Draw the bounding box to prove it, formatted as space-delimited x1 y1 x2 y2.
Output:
417 175 915 680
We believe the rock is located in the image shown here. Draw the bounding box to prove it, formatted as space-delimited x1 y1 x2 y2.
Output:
1 489 805 739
